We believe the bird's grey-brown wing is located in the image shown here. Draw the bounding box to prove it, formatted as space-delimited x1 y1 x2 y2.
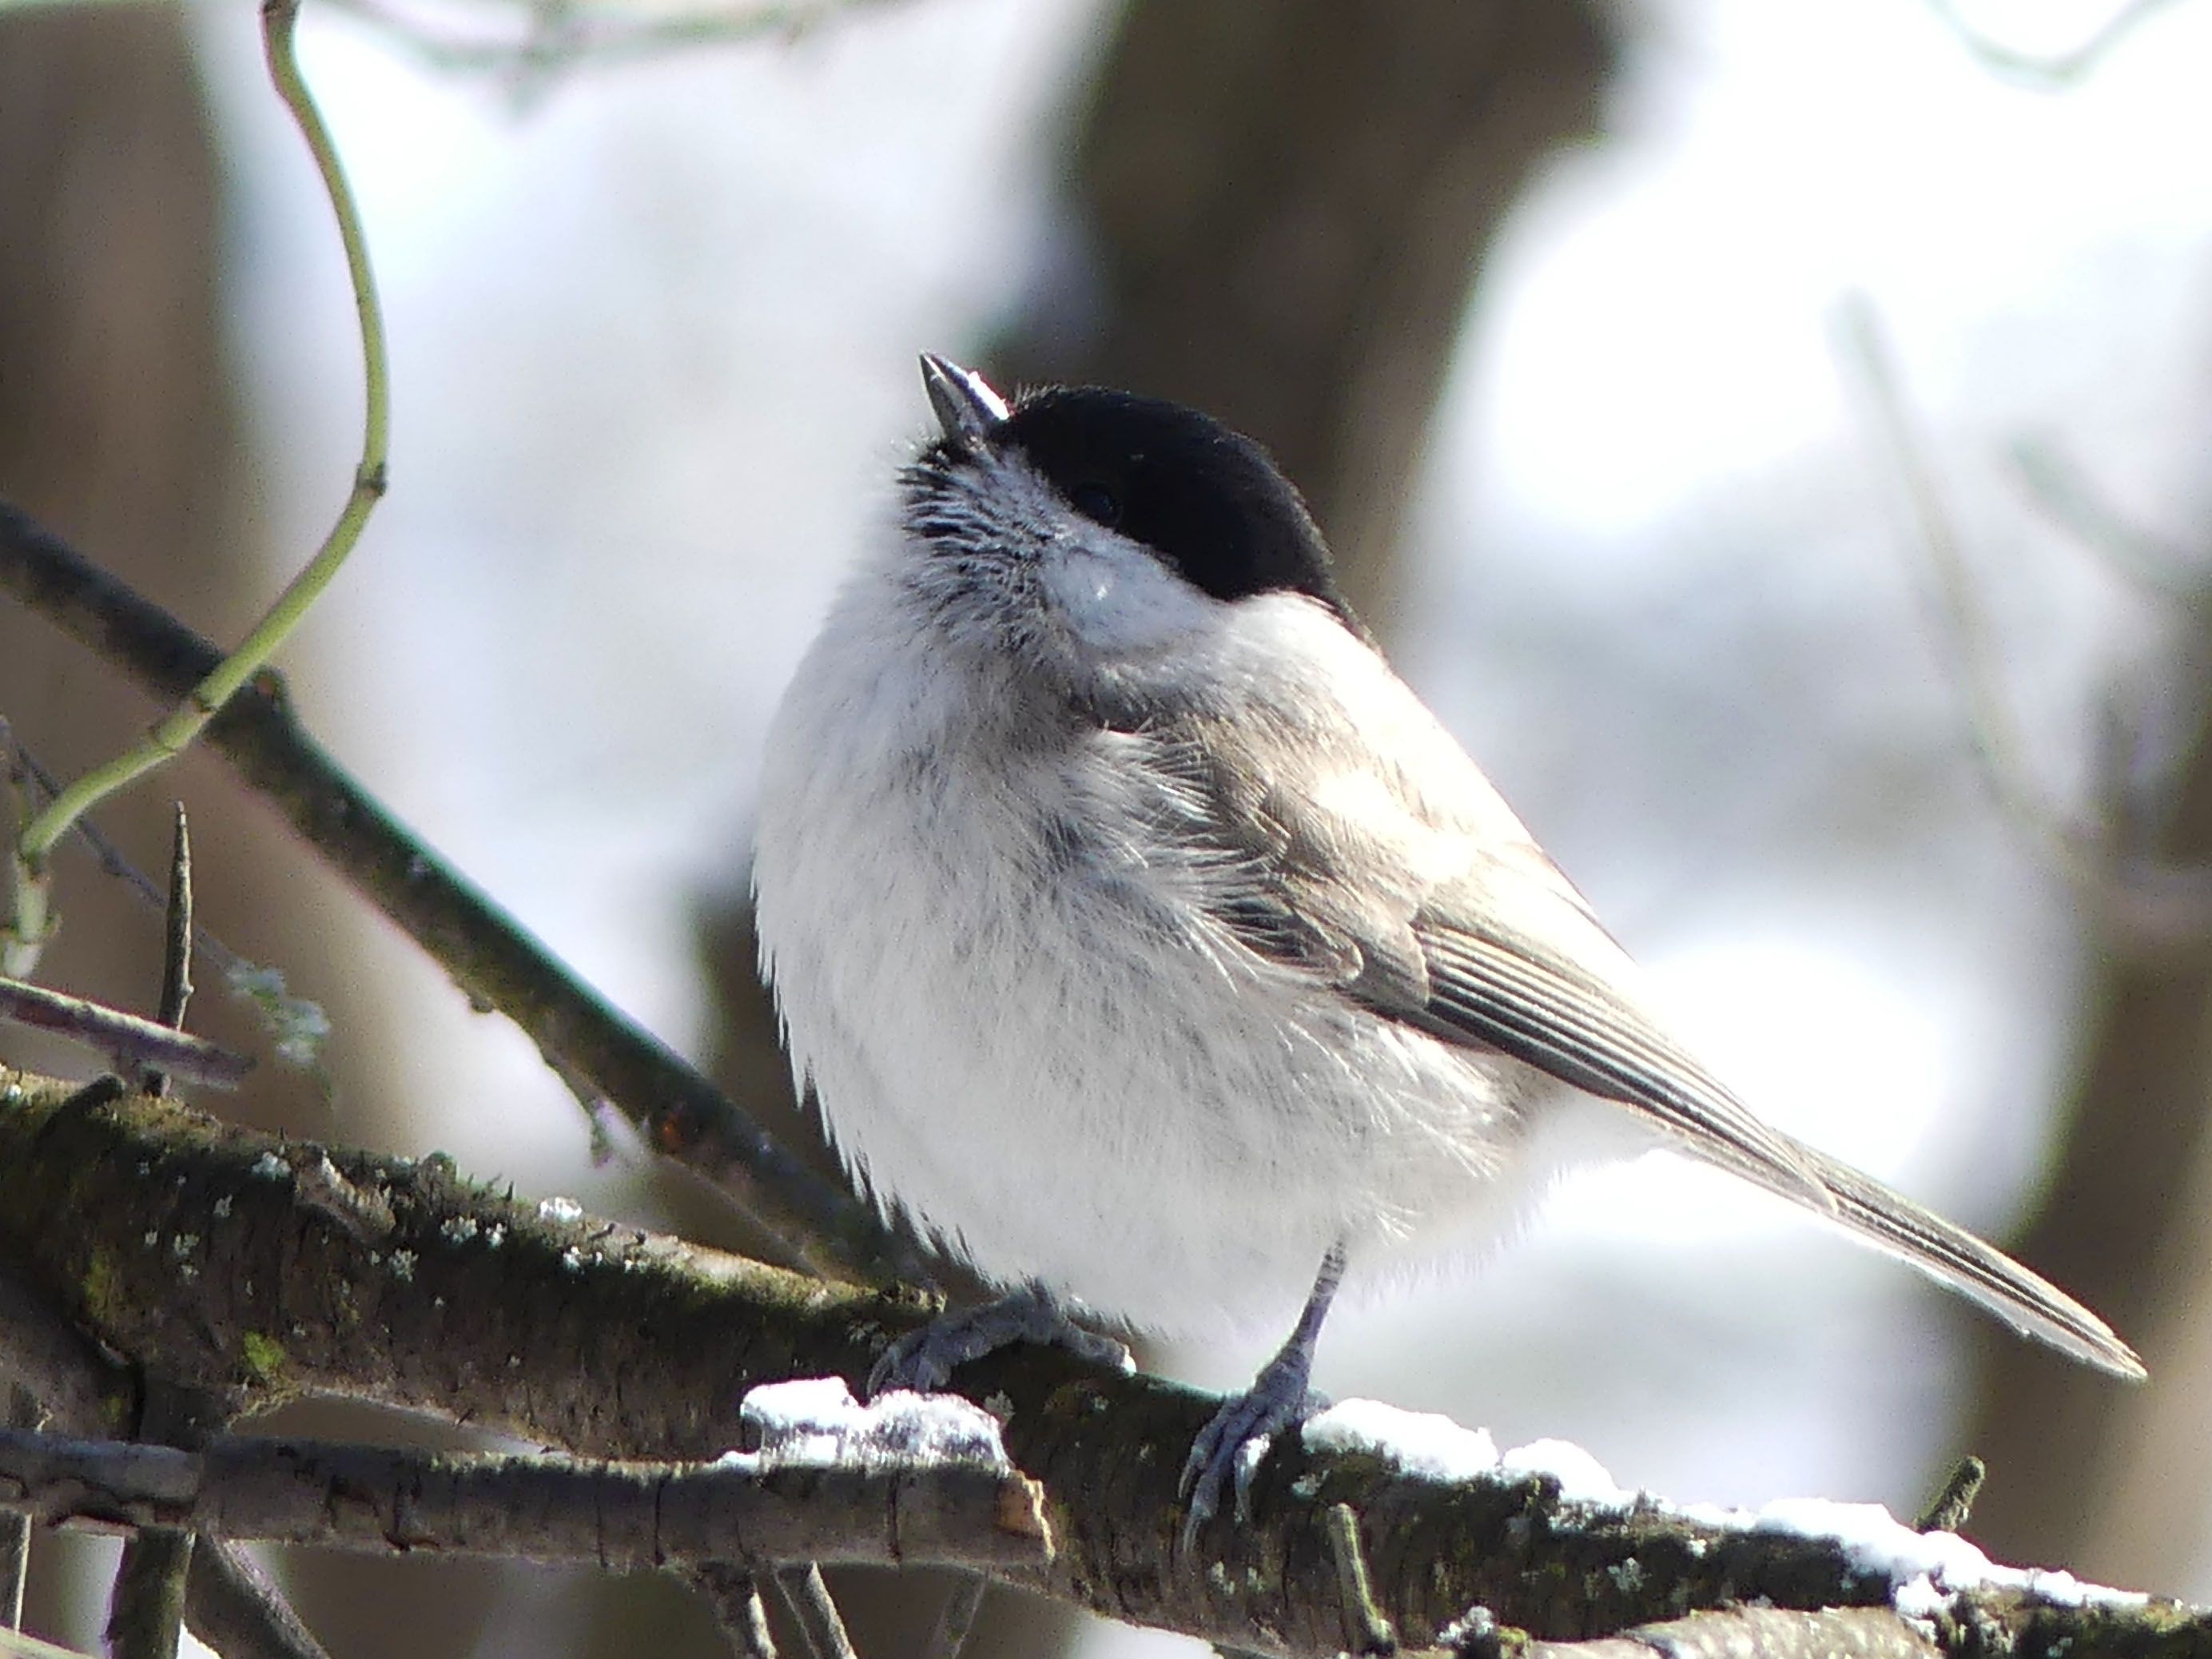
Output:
1124 710 2142 1380
1134 713 1838 1215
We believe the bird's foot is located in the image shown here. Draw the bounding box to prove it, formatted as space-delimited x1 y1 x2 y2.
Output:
869 1283 1132 1396
1179 1349 1327 1550
1180 1245 1347 1551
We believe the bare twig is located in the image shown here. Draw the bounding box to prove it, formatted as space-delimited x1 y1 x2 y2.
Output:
2010 436 2210 605
921 1575 986 1659
155 805 192 1035
0 1621 99 1659
1915 1454 1987 1534
1833 294 2212 944
0 1430 1048 1573
105 1529 192 1659
0 498 912 1281
688 1565 781 1659
141 806 193 1099
1325 1504 1397 1657
773 1566 858 1659
0 978 249 1089
1928 0 2188 87
0 727 253 991
0 1518 22 1632
4 0 392 979
0 1393 31 1631
184 1542 335 1659
321 0 900 85
1835 296 2093 872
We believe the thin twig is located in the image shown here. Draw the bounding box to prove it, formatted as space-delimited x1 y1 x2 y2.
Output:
2009 436 2210 606
1915 1455 1987 1534
320 0 898 82
688 1565 781 1659
1833 294 2212 943
0 978 249 1089
156 805 193 1033
4 0 392 978
0 727 246 985
0 1621 101 1659
1927 0 2187 87
922 1574 987 1659
772 1566 858 1659
143 806 193 1098
0 1391 31 1632
1834 296 2088 873
0 1513 21 1633
184 1542 335 1659
1325 1504 1398 1657
0 500 909 1279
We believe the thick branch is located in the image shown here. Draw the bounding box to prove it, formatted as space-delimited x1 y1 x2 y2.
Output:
0 495 912 1284
0 1070 2196 1657
0 1429 1046 1572
1525 1605 1936 1658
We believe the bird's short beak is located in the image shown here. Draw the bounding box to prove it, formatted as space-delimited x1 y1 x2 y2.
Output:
920 353 1010 444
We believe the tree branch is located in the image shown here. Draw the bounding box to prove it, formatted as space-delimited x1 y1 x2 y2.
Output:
1522 1605 1937 1658
183 1542 334 1659
0 977 248 1091
0 1429 1045 1573
0 1069 2195 1657
0 495 913 1285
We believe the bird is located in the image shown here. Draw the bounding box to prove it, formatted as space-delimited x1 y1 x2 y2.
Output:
750 352 2143 1540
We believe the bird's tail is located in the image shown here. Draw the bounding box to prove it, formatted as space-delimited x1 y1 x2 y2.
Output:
1704 1132 2144 1380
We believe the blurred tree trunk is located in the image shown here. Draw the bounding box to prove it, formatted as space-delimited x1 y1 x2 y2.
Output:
1960 685 2212 1590
992 0 1613 636
0 9 499 1656
702 2 1614 1653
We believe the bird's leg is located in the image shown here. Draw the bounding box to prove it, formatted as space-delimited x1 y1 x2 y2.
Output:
1180 1243 1346 1547
869 1281 1132 1396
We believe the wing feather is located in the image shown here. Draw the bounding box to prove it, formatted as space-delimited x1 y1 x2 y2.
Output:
1093 682 2139 1379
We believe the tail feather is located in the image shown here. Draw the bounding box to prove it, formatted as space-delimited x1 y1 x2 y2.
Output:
1708 1133 2144 1380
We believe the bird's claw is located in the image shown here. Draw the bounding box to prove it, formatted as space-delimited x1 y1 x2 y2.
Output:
869 1284 1131 1398
1179 1373 1327 1550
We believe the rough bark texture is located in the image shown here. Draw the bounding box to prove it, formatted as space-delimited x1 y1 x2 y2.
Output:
0 1430 1047 1572
0 1069 2200 1658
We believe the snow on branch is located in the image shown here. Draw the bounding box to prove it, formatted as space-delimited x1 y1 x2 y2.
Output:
0 1068 2200 1656
0 1402 1044 1572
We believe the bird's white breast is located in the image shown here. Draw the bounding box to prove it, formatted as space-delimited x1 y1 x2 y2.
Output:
753 559 1617 1337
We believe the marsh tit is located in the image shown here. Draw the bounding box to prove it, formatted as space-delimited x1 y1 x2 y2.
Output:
751 354 2142 1537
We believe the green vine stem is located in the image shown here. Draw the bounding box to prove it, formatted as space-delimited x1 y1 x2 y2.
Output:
4 0 389 977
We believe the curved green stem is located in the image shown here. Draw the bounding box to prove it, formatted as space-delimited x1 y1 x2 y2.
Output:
7 0 390 969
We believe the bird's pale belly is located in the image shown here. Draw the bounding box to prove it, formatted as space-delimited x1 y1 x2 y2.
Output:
773 768 1569 1338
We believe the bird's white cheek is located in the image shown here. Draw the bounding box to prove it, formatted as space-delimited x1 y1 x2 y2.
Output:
1042 543 1211 654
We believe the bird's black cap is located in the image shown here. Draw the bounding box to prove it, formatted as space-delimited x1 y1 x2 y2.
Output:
997 386 1355 624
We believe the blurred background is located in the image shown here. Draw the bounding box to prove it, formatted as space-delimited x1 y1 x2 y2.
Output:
3 0 2210 1653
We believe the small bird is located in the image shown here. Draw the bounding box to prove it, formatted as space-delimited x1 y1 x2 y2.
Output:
752 354 2142 1538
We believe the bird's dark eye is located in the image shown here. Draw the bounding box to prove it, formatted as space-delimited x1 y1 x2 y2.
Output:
1067 481 1123 527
